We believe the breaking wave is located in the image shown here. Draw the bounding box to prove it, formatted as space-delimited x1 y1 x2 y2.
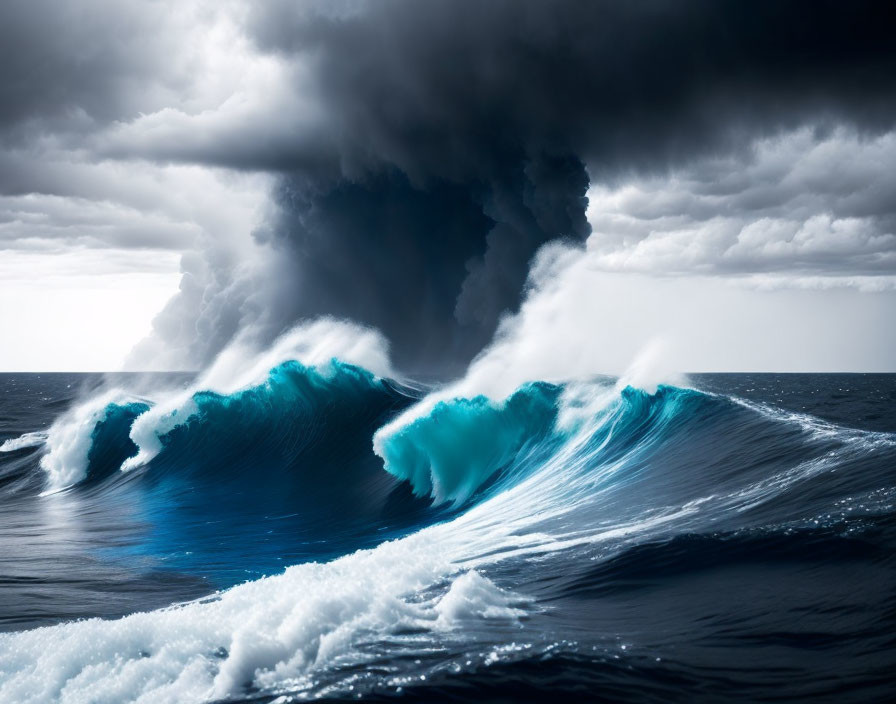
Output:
1 322 894 703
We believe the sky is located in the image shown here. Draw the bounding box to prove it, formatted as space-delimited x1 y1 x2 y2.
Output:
0 0 894 373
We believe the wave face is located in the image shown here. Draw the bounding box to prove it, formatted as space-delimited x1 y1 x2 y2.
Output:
83 401 151 484
375 381 563 505
0 368 895 703
114 360 439 577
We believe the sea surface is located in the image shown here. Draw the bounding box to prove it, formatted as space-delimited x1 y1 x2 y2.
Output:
0 369 894 703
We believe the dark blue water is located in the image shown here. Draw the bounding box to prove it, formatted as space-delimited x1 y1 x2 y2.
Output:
0 371 894 703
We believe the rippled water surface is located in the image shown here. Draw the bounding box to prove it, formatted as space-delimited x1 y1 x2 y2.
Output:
1 372 894 703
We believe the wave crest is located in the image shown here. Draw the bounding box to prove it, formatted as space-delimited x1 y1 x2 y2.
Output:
374 382 562 505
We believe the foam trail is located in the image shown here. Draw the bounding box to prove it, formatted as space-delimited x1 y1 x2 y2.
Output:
0 431 48 452
0 518 528 704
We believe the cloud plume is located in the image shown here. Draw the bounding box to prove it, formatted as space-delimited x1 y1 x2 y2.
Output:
2 0 895 373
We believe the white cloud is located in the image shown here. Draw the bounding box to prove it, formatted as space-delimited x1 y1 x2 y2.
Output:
586 128 896 287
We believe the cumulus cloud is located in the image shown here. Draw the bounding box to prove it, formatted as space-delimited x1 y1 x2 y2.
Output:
586 129 896 284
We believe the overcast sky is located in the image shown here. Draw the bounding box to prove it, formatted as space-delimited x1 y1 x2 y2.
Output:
0 0 894 373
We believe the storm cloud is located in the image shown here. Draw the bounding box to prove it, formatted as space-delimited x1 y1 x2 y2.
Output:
0 0 191 145
179 0 896 372
2 0 895 372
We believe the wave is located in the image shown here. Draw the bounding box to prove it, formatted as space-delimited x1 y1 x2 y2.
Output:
375 380 721 508
374 381 563 505
97 359 406 486
37 389 149 491
2 323 894 702
35 362 399 493
20 359 441 583
36 320 399 492
2 370 894 702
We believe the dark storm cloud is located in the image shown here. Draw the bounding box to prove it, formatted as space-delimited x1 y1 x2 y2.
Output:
250 155 590 373
5 0 895 372
0 0 184 145
201 0 893 373
200 0 896 175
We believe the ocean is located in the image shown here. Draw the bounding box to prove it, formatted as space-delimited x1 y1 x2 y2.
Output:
0 365 894 703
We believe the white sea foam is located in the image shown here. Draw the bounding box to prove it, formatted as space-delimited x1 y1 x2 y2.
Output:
40 389 144 492
0 512 533 704
0 431 48 453
433 570 530 628
193 317 394 396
